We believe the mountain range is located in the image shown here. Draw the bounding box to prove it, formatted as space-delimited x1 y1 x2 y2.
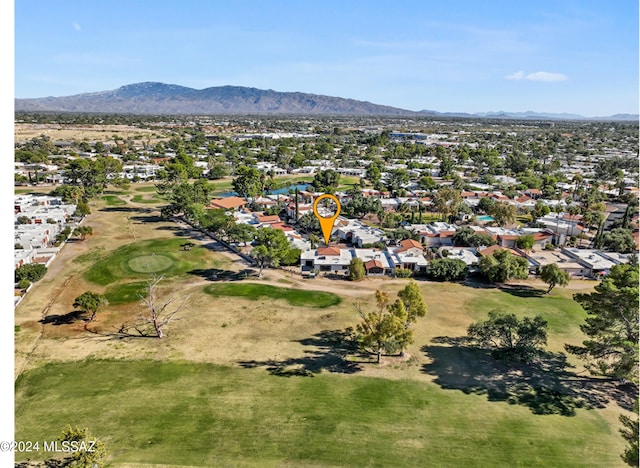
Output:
14 82 638 121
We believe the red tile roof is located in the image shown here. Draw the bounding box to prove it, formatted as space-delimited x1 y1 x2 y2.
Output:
397 239 423 251
257 214 280 224
317 246 341 256
365 259 384 270
477 245 524 257
208 196 247 210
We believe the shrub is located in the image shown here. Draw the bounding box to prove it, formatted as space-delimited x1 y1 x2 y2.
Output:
349 258 366 281
395 268 413 278
15 263 47 283
17 279 31 289
427 258 468 281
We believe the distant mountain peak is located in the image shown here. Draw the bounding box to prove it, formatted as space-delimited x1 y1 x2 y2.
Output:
15 82 638 120
15 82 416 116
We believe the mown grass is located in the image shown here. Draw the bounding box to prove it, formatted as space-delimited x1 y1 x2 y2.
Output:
15 359 625 467
131 194 162 204
465 285 589 339
204 282 341 308
103 281 148 305
102 195 127 206
84 238 210 286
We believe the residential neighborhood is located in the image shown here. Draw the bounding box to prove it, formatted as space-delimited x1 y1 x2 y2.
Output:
12 113 639 468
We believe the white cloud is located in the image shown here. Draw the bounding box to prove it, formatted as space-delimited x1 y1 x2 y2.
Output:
525 71 568 82
506 70 525 80
506 70 568 82
72 22 81 31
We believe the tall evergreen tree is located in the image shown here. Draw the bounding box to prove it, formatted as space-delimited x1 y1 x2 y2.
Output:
566 263 639 382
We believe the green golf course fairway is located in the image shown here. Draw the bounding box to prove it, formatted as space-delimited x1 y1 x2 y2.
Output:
127 254 174 273
84 238 212 285
15 360 624 467
204 282 342 308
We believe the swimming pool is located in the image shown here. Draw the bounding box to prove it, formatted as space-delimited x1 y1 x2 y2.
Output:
477 215 494 221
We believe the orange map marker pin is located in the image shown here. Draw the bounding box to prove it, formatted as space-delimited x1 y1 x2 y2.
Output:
313 194 341 246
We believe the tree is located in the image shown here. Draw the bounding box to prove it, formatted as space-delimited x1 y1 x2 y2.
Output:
348 257 365 281
17 215 30 224
397 280 427 328
208 163 229 179
74 225 94 240
452 226 474 246
515 234 535 252
566 263 639 382
477 196 496 214
488 202 517 226
74 200 91 217
418 175 437 191
250 228 291 277
73 291 107 330
280 247 302 266
619 399 639 466
398 280 427 356
311 169 340 193
121 276 190 338
601 227 636 253
468 233 497 247
385 168 409 194
199 209 234 238
432 186 462 222
160 180 211 221
366 162 382 186
478 249 528 283
232 165 262 199
427 258 469 281
539 263 570 294
532 200 551 219
467 310 548 362
57 425 108 468
354 291 412 363
227 223 256 246
15 263 47 283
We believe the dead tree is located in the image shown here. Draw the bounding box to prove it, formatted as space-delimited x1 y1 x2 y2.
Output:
119 275 189 338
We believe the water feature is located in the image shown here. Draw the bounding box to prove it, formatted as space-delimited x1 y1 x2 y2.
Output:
217 184 310 198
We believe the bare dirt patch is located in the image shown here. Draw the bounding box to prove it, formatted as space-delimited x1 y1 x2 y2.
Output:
14 123 166 144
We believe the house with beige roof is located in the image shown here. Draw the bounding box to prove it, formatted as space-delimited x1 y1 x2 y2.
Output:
208 196 247 211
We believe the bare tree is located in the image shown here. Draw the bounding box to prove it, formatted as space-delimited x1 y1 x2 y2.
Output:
119 275 189 338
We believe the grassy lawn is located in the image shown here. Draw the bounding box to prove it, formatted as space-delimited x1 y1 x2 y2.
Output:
102 194 127 206
84 238 212 285
131 194 162 204
103 280 149 305
464 285 589 347
204 282 341 308
15 359 625 467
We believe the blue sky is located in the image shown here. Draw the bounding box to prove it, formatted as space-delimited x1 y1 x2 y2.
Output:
12 1 640 115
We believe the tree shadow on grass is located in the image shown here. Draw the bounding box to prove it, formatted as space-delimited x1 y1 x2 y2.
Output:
40 310 85 326
422 337 637 416
461 278 499 289
129 214 165 223
188 268 257 281
99 206 151 214
498 284 546 298
239 329 363 377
